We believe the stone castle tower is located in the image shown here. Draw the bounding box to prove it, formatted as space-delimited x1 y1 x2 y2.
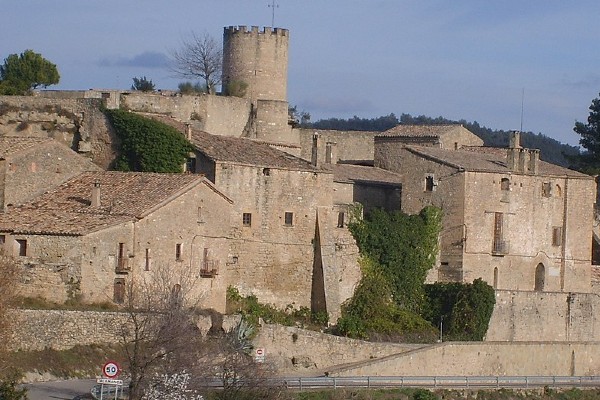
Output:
221 26 292 142
222 26 289 104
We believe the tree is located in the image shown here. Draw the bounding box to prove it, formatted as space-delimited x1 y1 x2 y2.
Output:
131 76 155 92
572 93 600 173
0 50 60 95
119 263 204 400
170 32 222 95
178 81 206 95
288 105 311 128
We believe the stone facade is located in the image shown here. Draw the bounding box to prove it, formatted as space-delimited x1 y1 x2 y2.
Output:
375 133 595 292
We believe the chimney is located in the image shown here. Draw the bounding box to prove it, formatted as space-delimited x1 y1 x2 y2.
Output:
325 142 337 165
311 132 321 167
517 148 527 172
91 181 101 207
507 148 517 171
185 123 192 141
528 149 540 174
509 131 521 149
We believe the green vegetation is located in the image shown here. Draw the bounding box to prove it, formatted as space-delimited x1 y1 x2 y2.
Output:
0 372 27 400
226 286 328 329
0 50 60 95
131 76 155 92
571 92 600 174
178 81 207 95
349 207 442 314
340 206 494 342
104 109 194 172
424 279 496 341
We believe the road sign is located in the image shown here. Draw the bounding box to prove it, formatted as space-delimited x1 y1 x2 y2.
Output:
97 378 124 385
102 361 121 378
254 347 266 363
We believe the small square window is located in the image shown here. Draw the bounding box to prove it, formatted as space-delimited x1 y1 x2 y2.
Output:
176 243 183 261
242 213 252 227
284 212 294 226
542 182 552 197
425 175 436 192
337 212 345 228
552 227 563 246
16 239 27 257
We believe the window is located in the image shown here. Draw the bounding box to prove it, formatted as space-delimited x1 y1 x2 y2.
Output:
176 243 183 261
185 157 196 173
284 212 294 226
492 212 508 254
337 212 345 228
500 178 510 191
542 182 552 197
262 168 271 176
117 243 126 271
242 213 252 227
16 239 27 257
425 175 436 192
145 248 151 271
113 278 125 304
197 206 204 223
552 226 563 246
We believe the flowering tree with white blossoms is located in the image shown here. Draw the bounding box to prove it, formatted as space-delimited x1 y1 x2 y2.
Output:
143 371 204 400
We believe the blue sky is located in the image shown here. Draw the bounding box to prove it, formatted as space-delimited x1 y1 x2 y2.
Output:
3 1 600 146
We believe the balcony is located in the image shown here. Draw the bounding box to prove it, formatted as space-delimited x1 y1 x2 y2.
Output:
492 239 509 256
115 257 130 274
200 260 219 278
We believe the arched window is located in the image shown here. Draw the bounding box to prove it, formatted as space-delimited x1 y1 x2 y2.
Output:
493 267 499 289
534 263 545 291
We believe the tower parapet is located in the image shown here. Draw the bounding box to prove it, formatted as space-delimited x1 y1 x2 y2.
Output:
222 25 289 104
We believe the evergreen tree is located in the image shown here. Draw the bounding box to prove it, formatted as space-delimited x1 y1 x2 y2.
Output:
572 93 600 174
0 50 60 95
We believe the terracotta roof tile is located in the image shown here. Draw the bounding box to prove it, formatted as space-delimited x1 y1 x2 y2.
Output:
332 164 402 185
378 124 465 138
0 171 208 235
0 137 53 158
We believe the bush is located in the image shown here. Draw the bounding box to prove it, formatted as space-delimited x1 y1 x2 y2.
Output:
0 372 27 400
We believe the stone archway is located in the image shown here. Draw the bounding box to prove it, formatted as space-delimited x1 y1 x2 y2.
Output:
534 263 545 291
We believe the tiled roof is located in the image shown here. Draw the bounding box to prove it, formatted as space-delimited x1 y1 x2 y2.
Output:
332 164 402 186
592 266 600 284
0 137 53 158
407 146 590 178
0 171 210 236
378 124 465 138
143 113 319 172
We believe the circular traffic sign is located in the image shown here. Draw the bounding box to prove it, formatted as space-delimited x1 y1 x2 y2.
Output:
103 361 121 378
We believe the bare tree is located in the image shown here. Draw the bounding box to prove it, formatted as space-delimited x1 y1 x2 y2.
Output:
170 32 222 95
118 264 205 400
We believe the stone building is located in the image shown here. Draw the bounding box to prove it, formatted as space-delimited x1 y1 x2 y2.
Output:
0 171 233 310
179 119 360 321
375 132 595 292
0 137 100 210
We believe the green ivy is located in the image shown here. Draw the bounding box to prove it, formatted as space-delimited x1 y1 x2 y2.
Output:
349 206 442 314
104 109 194 172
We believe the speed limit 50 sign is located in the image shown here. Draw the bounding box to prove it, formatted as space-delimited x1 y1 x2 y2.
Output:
102 361 121 378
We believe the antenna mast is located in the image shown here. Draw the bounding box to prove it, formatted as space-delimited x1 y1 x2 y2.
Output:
520 88 525 132
268 0 279 27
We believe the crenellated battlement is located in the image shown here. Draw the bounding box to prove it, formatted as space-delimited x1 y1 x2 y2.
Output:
224 25 289 37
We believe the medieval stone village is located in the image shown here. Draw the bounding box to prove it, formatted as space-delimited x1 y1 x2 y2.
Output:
2 24 600 393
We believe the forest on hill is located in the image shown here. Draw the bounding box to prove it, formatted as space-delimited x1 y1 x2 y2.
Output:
310 113 581 167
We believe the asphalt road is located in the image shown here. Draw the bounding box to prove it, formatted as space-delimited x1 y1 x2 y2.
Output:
24 379 97 400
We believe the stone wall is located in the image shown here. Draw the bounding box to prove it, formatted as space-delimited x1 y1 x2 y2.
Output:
298 129 377 164
486 290 600 342
328 341 600 377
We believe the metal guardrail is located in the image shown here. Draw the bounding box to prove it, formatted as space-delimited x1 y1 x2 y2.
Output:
278 376 600 390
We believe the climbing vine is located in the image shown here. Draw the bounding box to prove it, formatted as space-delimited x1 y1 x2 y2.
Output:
349 206 442 314
105 109 193 172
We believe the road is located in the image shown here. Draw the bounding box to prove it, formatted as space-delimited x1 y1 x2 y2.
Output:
24 379 97 400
